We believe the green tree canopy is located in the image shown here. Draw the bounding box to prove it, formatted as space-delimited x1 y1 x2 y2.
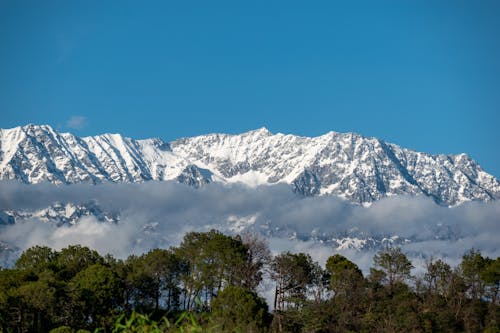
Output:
211 285 269 332
373 247 413 293
56 245 104 281
15 245 57 273
325 254 364 298
176 230 249 309
68 263 120 329
271 252 321 311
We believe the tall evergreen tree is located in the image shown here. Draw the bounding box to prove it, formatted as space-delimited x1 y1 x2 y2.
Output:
373 247 413 294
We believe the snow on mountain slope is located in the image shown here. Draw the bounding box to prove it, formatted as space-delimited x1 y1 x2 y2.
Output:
0 124 196 185
1 124 499 206
4 201 119 226
170 128 500 205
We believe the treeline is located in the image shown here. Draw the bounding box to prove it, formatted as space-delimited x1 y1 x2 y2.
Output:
0 229 498 332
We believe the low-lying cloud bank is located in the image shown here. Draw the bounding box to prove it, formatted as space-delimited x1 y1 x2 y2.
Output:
0 181 499 272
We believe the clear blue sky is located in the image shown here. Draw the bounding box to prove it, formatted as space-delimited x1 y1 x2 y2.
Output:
1 1 499 177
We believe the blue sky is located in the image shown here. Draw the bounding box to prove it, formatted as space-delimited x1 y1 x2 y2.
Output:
1 1 499 177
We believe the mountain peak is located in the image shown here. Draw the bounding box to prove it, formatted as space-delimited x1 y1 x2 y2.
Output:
0 124 499 206
22 123 54 130
244 127 272 137
8 123 52 135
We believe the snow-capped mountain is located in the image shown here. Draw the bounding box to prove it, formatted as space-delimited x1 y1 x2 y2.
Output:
0 124 187 184
3 201 119 226
1 124 499 206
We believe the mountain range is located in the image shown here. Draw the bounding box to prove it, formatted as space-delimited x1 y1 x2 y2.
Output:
0 124 500 265
1 124 499 206
0 124 500 206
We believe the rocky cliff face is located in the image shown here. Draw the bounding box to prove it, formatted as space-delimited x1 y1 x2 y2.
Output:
1 124 499 206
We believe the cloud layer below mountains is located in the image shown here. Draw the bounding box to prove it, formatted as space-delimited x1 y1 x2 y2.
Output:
1 181 499 272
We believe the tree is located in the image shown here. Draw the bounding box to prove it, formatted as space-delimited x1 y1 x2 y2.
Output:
460 249 488 300
68 263 120 330
481 257 500 331
460 251 500 332
373 247 413 293
481 257 500 305
271 252 319 311
15 245 57 273
56 245 103 281
239 232 271 291
175 230 249 309
0 268 25 331
419 259 461 332
326 254 363 297
1 237 499 332
141 249 188 311
325 254 365 331
424 258 452 298
211 285 269 332
14 271 59 332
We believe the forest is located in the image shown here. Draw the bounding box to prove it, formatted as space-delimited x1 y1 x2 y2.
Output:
0 229 498 333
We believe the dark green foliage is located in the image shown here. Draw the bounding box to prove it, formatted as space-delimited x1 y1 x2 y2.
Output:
325 254 363 297
176 229 252 310
325 254 362 277
461 248 489 300
56 245 104 281
0 232 498 333
211 285 270 332
481 257 500 303
124 249 187 313
15 245 57 273
68 263 121 329
323 255 365 332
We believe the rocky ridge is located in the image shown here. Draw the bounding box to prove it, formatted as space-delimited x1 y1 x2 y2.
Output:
0 124 499 206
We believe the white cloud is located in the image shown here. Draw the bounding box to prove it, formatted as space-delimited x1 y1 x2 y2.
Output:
0 181 499 273
66 116 88 130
